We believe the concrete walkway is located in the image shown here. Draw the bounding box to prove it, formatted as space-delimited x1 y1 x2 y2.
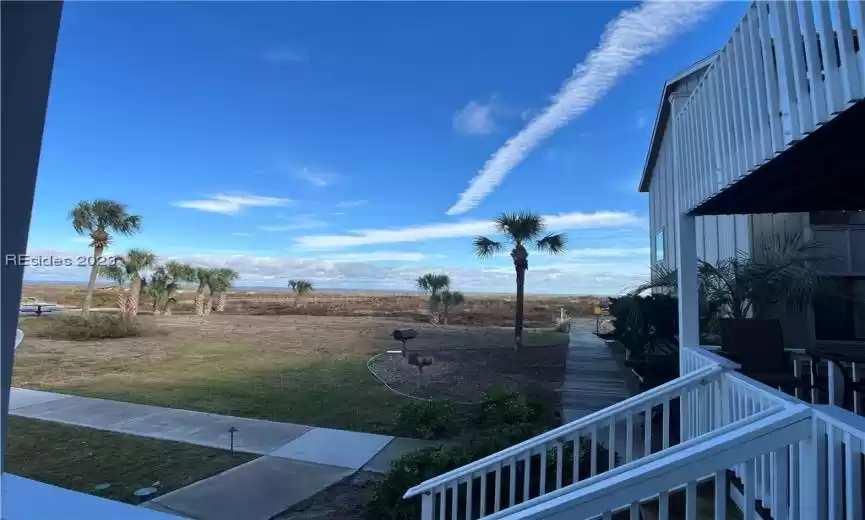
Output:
560 321 632 423
10 388 441 519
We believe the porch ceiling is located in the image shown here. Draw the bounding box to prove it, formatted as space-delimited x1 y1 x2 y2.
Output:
692 100 865 216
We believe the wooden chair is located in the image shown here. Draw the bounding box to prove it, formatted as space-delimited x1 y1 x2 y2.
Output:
719 319 809 396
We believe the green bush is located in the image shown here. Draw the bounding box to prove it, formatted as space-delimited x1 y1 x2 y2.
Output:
367 419 613 520
30 314 143 341
476 388 546 429
396 401 457 440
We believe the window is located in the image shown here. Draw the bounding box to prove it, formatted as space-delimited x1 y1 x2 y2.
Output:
654 229 665 263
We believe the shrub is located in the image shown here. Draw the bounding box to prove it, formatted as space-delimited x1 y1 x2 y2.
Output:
476 388 544 429
29 314 144 341
367 413 613 520
396 401 457 440
609 294 678 358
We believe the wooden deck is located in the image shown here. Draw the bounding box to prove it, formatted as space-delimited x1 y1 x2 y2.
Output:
561 321 631 423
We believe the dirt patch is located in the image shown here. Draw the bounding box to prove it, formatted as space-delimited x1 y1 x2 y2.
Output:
370 344 568 403
275 472 382 520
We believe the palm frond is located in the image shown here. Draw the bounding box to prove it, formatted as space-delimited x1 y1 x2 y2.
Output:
493 211 544 243
440 290 465 307
473 236 504 258
536 233 567 255
69 201 95 234
97 264 128 286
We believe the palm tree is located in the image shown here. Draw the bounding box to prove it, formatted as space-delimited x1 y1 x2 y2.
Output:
144 266 173 315
416 273 450 296
97 264 130 313
287 279 314 303
431 290 465 325
194 268 212 316
163 261 197 316
113 249 156 319
630 233 842 332
70 200 141 313
416 273 451 323
213 268 239 312
474 211 567 348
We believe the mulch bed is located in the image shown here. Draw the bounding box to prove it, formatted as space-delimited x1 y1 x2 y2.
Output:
369 345 568 403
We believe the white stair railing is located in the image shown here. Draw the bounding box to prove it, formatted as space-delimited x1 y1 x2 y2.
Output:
675 0 865 214
478 404 812 520
404 366 730 519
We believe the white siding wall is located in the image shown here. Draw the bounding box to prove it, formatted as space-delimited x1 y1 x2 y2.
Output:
647 74 748 282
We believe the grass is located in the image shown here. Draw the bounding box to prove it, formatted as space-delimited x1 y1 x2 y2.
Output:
4 417 255 504
14 315 569 435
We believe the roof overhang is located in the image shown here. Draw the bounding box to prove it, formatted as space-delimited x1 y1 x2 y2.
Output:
637 53 718 193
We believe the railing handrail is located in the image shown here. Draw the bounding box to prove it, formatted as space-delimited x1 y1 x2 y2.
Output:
479 405 785 520
484 405 813 520
725 370 803 406
813 404 865 439
403 365 724 498
682 345 741 370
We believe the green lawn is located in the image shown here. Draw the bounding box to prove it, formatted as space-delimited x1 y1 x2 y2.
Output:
5 417 255 504
14 315 568 435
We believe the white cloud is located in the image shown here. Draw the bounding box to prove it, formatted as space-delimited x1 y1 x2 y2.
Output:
23 247 646 295
294 210 642 250
321 251 427 262
453 97 500 136
446 0 719 215
258 214 327 231
173 194 290 214
565 247 649 258
232 233 250 237
296 168 339 187
333 212 346 217
335 200 368 209
263 46 308 63
70 237 91 244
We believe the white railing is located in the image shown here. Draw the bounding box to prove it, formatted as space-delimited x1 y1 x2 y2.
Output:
403 366 727 520
675 0 865 214
791 349 863 415
403 345 865 519
474 405 811 520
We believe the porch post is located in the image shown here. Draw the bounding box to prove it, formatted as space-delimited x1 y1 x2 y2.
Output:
669 92 700 358
0 0 62 511
669 91 700 443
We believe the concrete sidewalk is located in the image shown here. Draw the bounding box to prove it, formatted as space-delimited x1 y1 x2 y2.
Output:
10 388 442 519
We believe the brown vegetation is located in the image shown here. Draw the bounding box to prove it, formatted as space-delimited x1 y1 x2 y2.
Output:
22 284 605 328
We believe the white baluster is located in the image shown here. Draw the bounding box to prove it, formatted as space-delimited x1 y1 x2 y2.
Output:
494 463 502 512
844 432 863 520
644 404 653 457
835 0 862 102
555 441 563 490
522 453 530 502
801 1 828 125
466 475 473 520
508 457 516 508
746 3 772 162
782 0 814 134
827 425 843 519
591 424 598 476
756 0 785 152
608 418 617 470
479 470 487 517
733 24 757 169
422 492 434 520
659 490 670 520
662 399 670 449
745 458 757 520
715 470 728 519
773 0 802 143
816 0 844 113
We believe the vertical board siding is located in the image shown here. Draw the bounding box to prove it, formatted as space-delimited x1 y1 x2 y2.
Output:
673 0 865 214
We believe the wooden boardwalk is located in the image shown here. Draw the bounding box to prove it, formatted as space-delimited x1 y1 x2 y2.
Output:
561 321 632 423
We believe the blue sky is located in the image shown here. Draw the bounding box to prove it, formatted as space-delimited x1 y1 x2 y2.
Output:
27 1 745 294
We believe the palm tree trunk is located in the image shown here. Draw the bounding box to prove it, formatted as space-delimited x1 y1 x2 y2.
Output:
216 292 226 312
204 294 213 315
165 288 176 316
194 289 204 315
443 305 449 325
82 245 103 313
514 266 526 349
128 277 142 318
117 290 129 317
